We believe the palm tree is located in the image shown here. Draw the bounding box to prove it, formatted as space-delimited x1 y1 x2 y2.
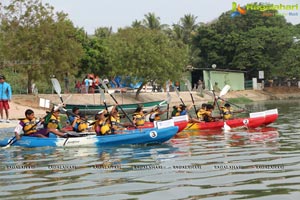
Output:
94 27 113 38
131 20 143 28
142 12 168 30
179 14 199 44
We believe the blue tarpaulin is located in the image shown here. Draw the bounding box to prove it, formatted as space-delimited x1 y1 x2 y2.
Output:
110 76 142 89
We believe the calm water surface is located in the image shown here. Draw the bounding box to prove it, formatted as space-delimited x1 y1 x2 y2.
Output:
0 100 300 200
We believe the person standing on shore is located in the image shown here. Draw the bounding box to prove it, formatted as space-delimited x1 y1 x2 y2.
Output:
0 74 12 123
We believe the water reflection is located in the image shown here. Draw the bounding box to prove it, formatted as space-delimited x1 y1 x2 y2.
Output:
1 100 300 199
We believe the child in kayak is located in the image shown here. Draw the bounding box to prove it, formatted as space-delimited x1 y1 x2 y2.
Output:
14 109 66 140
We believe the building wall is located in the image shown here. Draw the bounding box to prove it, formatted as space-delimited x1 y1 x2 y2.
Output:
203 70 245 91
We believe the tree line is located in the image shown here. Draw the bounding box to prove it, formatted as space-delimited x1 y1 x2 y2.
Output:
0 0 299 96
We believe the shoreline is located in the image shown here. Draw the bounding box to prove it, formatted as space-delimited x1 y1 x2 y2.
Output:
2 87 300 129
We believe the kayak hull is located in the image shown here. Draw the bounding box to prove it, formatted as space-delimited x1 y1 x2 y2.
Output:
0 125 178 148
185 109 278 131
65 100 167 114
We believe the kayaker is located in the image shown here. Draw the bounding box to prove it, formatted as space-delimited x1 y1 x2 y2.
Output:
14 109 66 140
132 104 145 126
94 110 112 135
110 105 128 131
196 103 208 121
46 107 64 131
172 104 193 116
221 103 244 120
149 106 167 122
171 106 179 117
67 106 80 125
203 104 218 122
72 113 89 132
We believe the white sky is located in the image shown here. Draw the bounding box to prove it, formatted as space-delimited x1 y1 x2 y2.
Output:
15 0 300 33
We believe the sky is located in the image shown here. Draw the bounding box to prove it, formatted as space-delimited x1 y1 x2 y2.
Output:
34 0 300 34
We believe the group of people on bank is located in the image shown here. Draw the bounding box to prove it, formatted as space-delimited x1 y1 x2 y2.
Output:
14 98 242 140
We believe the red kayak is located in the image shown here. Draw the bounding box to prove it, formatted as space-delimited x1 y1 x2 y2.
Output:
185 109 278 131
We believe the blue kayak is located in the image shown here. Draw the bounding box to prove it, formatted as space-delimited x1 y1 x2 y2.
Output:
0 126 178 148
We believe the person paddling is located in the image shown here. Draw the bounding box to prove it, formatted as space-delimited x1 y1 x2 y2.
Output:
196 103 208 121
72 113 89 132
14 109 66 140
45 107 67 134
149 106 167 122
132 105 146 126
94 110 113 136
203 104 219 122
221 103 244 120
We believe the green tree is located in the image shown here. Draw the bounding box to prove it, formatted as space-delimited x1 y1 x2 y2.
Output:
178 14 199 44
277 40 300 79
192 7 295 79
131 20 143 28
0 0 83 93
106 27 189 98
143 12 168 30
94 27 113 38
78 35 111 78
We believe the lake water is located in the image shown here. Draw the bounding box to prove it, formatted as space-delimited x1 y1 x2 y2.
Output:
0 100 300 200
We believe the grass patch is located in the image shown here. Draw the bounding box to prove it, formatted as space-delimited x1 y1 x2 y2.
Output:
226 97 253 104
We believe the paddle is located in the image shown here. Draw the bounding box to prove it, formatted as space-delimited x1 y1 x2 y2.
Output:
2 136 17 149
166 92 171 119
51 78 64 104
184 79 197 115
99 79 135 127
203 86 249 112
219 85 231 98
99 87 115 133
211 84 231 131
174 85 185 106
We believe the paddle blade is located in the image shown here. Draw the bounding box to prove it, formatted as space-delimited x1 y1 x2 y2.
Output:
223 122 231 132
220 85 230 97
99 87 105 103
166 92 171 104
184 79 192 92
99 79 114 94
51 78 62 95
174 85 180 97
99 79 108 92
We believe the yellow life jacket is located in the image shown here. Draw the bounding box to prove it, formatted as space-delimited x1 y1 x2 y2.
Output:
133 112 145 126
111 114 120 123
197 108 207 120
222 107 233 120
100 122 111 135
75 118 88 132
94 119 105 135
175 107 182 116
110 115 124 130
203 111 215 122
22 118 37 135
47 114 60 129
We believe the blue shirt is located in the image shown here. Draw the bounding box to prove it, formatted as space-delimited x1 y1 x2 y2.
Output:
180 110 187 115
0 82 12 100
